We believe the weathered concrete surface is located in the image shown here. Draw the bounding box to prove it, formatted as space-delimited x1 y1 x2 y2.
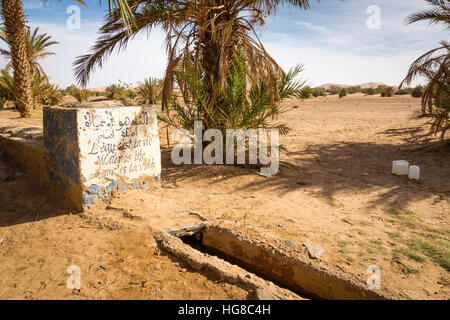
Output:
201 222 408 300
155 232 305 300
0 135 49 187
44 106 161 210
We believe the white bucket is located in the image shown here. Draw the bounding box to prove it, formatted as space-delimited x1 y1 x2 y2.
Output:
408 165 420 180
392 160 409 175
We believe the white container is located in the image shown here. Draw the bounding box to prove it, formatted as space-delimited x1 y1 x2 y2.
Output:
408 165 420 180
392 160 409 175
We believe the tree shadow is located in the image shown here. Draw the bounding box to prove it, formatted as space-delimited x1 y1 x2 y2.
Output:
160 137 450 211
0 125 43 140
377 126 439 145
0 158 74 228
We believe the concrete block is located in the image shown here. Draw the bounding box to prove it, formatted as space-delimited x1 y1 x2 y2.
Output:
44 106 161 210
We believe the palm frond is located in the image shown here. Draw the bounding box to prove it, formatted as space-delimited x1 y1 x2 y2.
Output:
406 0 450 29
0 26 58 78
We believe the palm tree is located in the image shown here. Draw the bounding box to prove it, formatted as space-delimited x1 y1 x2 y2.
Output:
0 68 62 108
400 0 450 140
406 0 449 29
0 0 33 117
0 27 59 78
0 0 126 118
158 52 306 134
137 77 163 104
74 0 313 113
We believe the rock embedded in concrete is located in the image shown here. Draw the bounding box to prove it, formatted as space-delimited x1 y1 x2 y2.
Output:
285 240 294 247
44 106 161 210
303 242 324 259
253 288 281 300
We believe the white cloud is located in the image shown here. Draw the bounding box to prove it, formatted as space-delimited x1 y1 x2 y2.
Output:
1 20 168 89
264 41 426 87
0 0 443 88
23 0 46 10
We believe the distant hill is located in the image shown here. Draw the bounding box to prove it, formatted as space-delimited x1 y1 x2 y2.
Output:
317 82 390 90
90 86 108 92
360 82 389 89
90 85 140 92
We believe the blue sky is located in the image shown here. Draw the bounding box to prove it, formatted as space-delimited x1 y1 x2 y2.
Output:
1 0 446 88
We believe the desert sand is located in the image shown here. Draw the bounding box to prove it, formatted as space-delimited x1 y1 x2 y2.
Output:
0 93 448 299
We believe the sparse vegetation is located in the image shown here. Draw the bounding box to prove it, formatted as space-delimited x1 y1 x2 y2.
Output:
387 207 450 271
339 88 347 98
136 77 162 105
412 85 425 98
61 84 78 96
300 86 312 99
402 266 421 275
387 231 402 240
0 69 62 108
312 87 326 97
347 86 362 94
366 239 388 255
381 86 395 97
440 276 450 286
106 80 135 100
365 88 376 95
71 87 91 103
406 238 449 271
396 88 413 95
327 85 341 95
393 247 427 263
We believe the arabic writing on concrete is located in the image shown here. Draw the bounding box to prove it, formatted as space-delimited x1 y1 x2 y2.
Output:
82 110 157 179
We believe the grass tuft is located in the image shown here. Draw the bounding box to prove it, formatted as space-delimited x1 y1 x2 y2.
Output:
406 238 450 271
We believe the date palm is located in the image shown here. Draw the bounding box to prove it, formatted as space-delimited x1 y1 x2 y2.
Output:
0 27 59 78
0 69 62 108
400 0 450 139
0 0 126 117
0 0 33 117
137 77 163 104
74 0 313 114
406 0 449 29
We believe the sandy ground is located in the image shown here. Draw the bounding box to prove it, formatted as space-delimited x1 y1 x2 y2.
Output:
0 160 249 299
0 93 449 299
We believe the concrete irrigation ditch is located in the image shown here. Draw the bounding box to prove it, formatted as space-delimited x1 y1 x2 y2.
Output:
162 222 403 300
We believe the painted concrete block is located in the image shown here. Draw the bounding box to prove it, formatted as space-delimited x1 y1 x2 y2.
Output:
44 106 161 210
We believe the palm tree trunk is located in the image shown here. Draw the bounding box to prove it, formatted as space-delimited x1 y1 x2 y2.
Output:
1 0 33 117
199 0 230 129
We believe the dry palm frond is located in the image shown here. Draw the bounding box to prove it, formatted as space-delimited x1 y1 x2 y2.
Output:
158 48 307 135
406 0 450 29
400 0 450 140
400 43 449 139
74 0 312 111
